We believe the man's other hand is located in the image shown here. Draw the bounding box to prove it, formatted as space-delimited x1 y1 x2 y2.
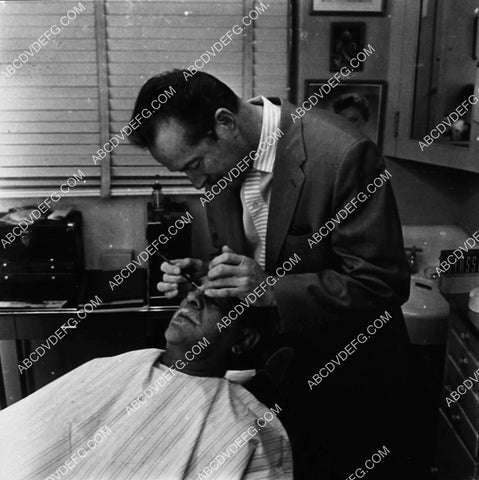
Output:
157 258 207 298
203 246 277 307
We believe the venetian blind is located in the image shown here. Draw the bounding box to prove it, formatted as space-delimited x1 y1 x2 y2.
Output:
253 0 289 98
0 0 100 197
0 0 289 198
107 0 290 195
107 0 246 195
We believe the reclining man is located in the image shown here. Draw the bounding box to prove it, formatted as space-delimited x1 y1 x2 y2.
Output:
0 290 292 480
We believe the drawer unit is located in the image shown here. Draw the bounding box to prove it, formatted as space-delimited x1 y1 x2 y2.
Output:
445 356 479 426
452 314 479 365
443 385 479 458
438 309 479 479
448 329 479 394
0 211 83 303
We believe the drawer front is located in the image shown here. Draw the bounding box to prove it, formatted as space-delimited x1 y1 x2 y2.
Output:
0 260 27 273
449 330 479 395
445 355 479 426
436 409 477 480
452 315 479 365
444 386 479 458
0 273 76 283
29 262 76 273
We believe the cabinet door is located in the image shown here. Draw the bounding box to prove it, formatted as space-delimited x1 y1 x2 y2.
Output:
386 0 479 172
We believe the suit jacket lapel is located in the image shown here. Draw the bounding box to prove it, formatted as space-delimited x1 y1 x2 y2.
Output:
266 100 306 272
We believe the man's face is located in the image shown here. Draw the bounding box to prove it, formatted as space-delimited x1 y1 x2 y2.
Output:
165 290 235 353
149 117 249 189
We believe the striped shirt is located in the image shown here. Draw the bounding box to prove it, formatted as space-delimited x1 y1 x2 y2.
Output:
0 349 292 480
241 96 281 269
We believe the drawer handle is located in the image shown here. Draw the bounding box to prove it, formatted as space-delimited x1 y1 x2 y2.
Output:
459 356 469 367
460 332 470 341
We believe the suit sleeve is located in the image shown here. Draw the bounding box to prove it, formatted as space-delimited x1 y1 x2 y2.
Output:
273 138 410 333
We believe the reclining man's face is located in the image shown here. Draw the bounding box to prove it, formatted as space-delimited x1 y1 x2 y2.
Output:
165 290 242 360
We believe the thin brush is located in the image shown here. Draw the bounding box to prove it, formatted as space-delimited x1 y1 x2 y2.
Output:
157 252 227 309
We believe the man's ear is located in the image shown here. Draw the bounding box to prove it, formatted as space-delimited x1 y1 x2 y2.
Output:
231 328 260 355
214 108 236 135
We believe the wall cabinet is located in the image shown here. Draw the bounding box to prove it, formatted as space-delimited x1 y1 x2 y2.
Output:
385 0 479 172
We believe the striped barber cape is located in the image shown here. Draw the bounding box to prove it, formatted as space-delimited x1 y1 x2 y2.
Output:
0 349 292 480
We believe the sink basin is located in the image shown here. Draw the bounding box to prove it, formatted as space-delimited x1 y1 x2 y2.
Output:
401 225 467 345
402 276 449 345
402 225 469 277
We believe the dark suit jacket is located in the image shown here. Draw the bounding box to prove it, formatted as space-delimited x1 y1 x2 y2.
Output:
205 98 410 334
205 99 412 478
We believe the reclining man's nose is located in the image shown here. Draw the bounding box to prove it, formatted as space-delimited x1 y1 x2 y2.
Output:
186 290 204 309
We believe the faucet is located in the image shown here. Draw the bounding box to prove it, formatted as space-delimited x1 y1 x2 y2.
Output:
405 246 423 274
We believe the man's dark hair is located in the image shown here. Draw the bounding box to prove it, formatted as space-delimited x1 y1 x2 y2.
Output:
129 69 240 149
333 93 370 122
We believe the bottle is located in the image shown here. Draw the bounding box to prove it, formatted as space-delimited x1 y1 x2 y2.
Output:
151 175 164 212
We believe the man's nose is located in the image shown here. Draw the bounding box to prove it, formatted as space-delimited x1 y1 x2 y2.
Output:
185 290 204 310
186 171 206 189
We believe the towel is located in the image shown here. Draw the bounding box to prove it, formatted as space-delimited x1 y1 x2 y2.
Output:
0 349 292 480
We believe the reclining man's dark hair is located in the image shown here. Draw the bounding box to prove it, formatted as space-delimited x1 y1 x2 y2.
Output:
129 69 240 149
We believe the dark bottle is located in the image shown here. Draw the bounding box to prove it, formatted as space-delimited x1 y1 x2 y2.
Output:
151 175 164 212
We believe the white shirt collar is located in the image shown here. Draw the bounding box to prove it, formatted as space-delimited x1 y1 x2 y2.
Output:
247 96 281 174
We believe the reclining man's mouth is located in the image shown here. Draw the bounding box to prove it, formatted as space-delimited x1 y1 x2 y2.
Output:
173 308 199 325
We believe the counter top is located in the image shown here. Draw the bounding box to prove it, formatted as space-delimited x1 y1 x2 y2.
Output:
0 269 179 315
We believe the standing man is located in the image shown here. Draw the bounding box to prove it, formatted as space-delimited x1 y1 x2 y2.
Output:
130 70 411 479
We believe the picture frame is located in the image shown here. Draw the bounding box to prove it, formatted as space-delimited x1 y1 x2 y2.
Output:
311 0 385 15
330 22 366 72
304 80 387 147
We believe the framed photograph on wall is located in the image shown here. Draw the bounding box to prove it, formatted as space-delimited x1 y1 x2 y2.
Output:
330 22 366 72
311 0 385 15
305 80 387 147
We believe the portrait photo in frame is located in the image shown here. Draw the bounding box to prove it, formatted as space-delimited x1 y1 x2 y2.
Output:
330 22 366 72
305 80 387 147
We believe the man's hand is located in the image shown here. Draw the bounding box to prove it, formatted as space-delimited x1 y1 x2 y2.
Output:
202 246 277 307
157 258 208 299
